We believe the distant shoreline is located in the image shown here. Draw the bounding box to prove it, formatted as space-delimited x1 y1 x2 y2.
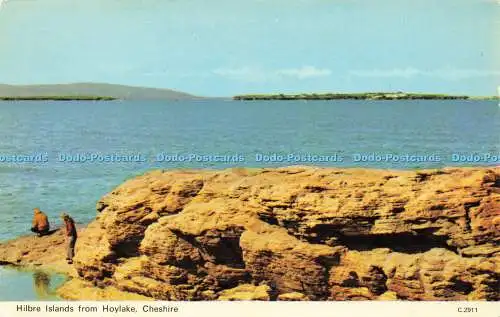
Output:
1 92 498 102
0 96 117 101
0 83 199 100
233 92 499 101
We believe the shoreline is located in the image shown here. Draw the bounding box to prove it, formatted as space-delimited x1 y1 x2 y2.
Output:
1 165 498 301
0 227 151 300
0 228 80 276
0 94 498 102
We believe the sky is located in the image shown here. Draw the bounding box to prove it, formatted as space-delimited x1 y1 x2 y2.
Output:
0 0 498 97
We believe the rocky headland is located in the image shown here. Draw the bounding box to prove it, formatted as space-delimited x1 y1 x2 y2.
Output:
0 166 498 301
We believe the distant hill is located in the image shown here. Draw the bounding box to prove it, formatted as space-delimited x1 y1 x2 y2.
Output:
0 83 200 100
233 92 487 100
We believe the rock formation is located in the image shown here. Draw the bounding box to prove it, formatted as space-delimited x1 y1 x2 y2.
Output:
0 228 77 276
68 166 499 301
0 228 152 300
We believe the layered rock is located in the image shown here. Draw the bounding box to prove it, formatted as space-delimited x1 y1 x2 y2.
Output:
0 228 79 276
20 167 500 300
71 167 499 300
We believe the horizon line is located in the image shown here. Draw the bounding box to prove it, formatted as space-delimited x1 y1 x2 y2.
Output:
0 82 498 98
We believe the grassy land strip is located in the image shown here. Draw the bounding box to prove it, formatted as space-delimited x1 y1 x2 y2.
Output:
0 96 117 101
233 92 498 100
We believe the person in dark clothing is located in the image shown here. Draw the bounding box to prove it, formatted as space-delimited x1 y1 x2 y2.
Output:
60 213 77 264
31 208 50 237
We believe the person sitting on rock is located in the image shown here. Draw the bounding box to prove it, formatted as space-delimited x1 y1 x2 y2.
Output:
60 213 77 264
31 208 50 237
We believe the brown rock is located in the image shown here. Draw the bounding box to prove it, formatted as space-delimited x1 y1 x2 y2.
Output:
0 228 81 276
278 292 309 301
217 284 271 301
57 279 151 301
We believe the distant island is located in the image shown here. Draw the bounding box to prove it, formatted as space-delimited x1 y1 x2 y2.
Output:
1 85 498 101
0 83 200 101
234 92 499 101
0 96 116 101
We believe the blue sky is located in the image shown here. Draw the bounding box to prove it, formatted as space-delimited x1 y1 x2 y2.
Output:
0 0 498 96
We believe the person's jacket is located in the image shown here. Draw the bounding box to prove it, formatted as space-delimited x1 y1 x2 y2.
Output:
64 218 77 238
32 210 50 231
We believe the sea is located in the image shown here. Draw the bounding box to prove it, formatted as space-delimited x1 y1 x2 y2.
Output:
0 99 498 300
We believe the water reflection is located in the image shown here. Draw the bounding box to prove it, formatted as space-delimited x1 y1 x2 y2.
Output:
0 266 66 300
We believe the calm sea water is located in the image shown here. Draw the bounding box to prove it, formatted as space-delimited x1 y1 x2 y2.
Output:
0 99 498 242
